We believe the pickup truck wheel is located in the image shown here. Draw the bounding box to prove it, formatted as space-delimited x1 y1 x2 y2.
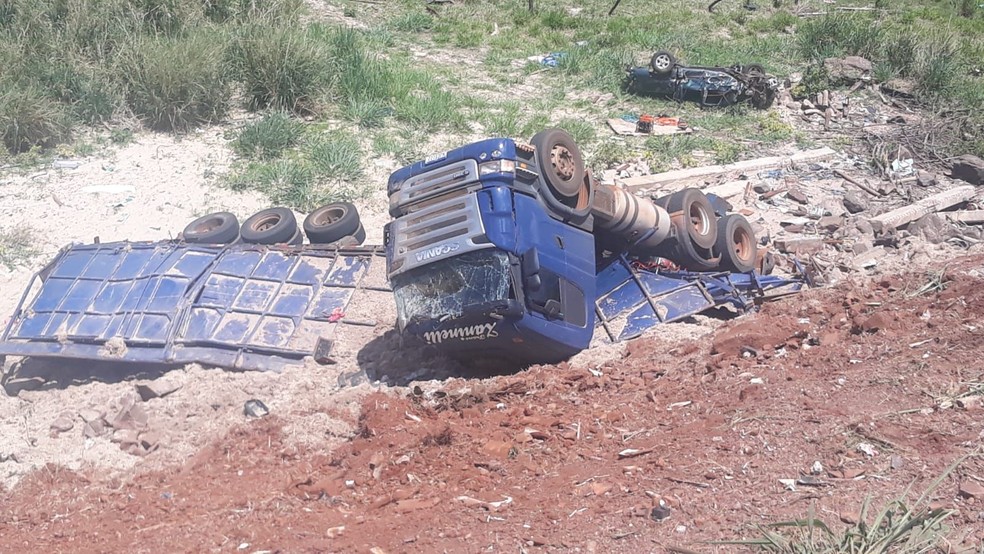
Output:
241 207 298 244
304 202 361 244
745 63 765 75
715 214 758 272
650 50 676 75
665 188 718 250
182 212 240 244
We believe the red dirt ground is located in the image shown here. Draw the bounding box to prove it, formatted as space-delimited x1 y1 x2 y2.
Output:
3 257 984 553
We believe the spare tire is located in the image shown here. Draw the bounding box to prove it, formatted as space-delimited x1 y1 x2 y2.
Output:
183 212 240 244
665 188 718 250
241 207 298 244
715 214 758 273
303 202 362 244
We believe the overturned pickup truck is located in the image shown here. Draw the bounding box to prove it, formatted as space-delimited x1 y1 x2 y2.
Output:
625 50 778 109
0 130 807 375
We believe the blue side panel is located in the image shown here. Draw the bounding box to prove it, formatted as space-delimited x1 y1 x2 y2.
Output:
0 242 390 372
594 257 807 343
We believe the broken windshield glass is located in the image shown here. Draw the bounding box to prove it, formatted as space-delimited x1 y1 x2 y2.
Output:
391 250 511 327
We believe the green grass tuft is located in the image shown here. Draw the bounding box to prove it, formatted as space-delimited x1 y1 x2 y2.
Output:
0 84 73 153
0 224 41 269
230 111 303 160
116 30 230 131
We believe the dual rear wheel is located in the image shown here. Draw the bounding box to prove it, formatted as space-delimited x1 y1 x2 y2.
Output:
181 202 365 246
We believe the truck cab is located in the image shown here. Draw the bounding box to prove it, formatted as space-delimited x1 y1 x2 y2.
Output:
384 136 597 365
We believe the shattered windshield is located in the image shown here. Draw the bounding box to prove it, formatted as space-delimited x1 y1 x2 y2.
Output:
392 250 512 326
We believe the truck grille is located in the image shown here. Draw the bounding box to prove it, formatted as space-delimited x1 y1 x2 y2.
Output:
390 159 479 215
387 190 490 278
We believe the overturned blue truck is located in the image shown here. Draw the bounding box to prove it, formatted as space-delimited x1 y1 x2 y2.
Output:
0 130 806 375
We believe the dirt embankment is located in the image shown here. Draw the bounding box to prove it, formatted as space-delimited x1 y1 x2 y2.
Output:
2 257 983 553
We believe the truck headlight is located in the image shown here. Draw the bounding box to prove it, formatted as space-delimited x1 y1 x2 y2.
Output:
479 159 515 176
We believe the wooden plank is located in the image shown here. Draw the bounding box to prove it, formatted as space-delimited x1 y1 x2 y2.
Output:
946 210 984 224
621 147 836 191
870 185 976 230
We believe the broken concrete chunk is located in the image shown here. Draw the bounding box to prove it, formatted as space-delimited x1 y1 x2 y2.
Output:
244 399 270 418
50 414 74 434
775 238 825 255
842 192 868 214
78 409 106 423
786 187 809 205
951 154 984 186
135 380 182 402
916 170 937 188
958 480 984 499
907 214 948 244
818 216 843 233
871 185 975 230
110 402 149 430
83 419 108 438
111 428 140 445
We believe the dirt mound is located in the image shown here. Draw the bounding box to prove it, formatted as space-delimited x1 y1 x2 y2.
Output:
2 258 984 552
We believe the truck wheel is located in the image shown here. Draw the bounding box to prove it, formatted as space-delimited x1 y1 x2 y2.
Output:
715 214 758 272
304 202 362 244
671 234 720 272
665 188 718 250
745 63 765 76
182 212 240 244
650 50 676 75
531 128 584 199
241 207 298 244
530 128 592 219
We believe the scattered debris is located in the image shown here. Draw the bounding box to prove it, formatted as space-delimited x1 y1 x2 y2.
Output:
650 500 672 522
951 154 984 186
135 380 182 402
244 399 270 418
607 116 691 137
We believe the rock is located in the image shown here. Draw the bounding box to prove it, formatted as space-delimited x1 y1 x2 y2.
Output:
842 192 868 214
110 402 149 430
650 502 672 522
839 509 860 525
244 399 270 418
135 379 181 402
786 187 809 205
907 214 947 244
881 78 915 98
138 431 161 453
824 56 873 82
951 154 984 186
50 415 74 434
775 237 825 255
916 171 937 188
859 311 892 333
111 428 140 445
78 409 106 423
818 215 843 233
83 419 108 438
959 480 984 499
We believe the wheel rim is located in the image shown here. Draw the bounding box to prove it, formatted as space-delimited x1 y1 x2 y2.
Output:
549 145 580 197
313 207 346 227
654 54 672 70
689 203 712 236
732 226 754 261
190 216 224 234
252 214 282 232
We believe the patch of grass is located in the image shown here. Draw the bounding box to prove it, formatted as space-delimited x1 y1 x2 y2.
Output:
554 118 597 147
388 12 433 33
116 30 230 131
230 111 303 160
227 24 330 113
307 131 362 182
797 13 886 60
0 224 40 269
482 102 522 137
0 84 73 153
371 128 427 165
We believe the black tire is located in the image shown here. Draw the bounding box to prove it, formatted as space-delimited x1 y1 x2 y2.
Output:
531 128 584 199
240 207 298 244
182 212 240 244
351 222 366 245
745 63 765 76
530 128 592 219
665 188 718 250
715 214 758 273
287 226 304 246
650 50 676 75
304 202 361 244
670 233 720 272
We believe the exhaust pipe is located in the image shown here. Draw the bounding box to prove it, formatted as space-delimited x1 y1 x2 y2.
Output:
591 185 672 253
